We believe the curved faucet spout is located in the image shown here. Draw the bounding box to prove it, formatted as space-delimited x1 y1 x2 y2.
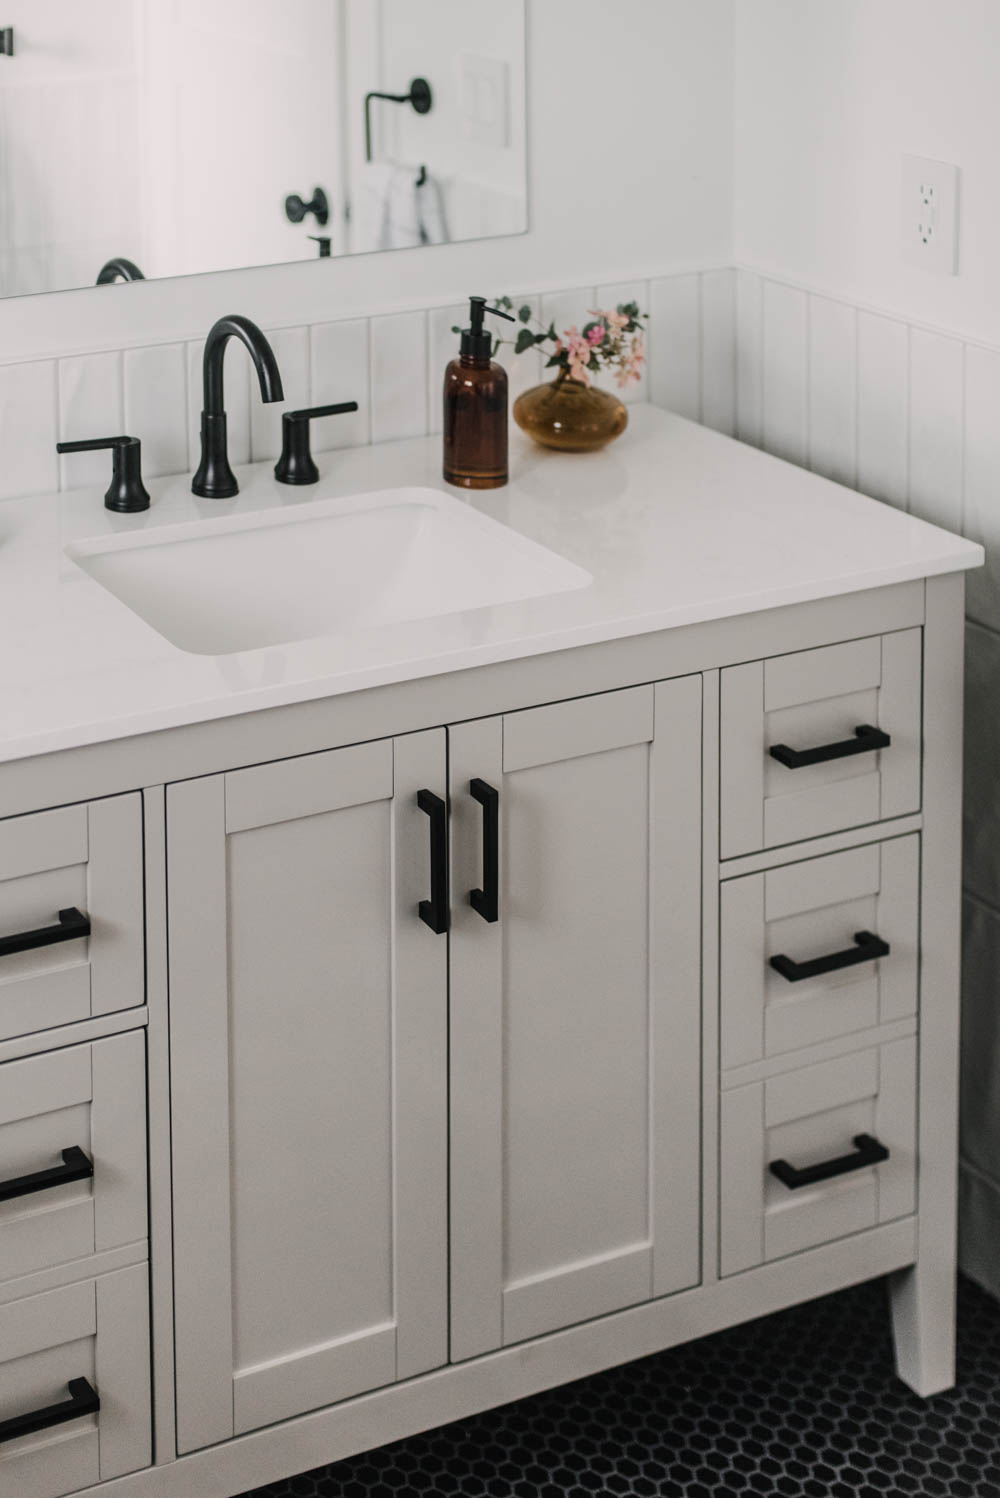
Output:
203 314 284 414
193 314 285 499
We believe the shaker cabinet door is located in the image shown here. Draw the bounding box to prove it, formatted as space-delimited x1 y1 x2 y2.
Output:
448 678 703 1361
168 732 448 1455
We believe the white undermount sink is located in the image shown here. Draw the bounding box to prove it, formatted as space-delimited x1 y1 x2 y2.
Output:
66 485 592 656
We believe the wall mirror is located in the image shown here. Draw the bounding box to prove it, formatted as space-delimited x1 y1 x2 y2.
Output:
0 0 527 298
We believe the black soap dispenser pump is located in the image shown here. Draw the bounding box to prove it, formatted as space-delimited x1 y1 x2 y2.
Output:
443 296 516 489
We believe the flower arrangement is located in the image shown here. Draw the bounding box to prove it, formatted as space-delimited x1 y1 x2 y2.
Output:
495 296 648 389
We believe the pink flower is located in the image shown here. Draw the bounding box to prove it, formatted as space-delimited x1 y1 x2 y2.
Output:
564 330 592 366
569 360 592 386
587 323 605 345
591 307 628 331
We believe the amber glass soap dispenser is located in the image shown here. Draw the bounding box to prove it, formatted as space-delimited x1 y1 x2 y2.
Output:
443 296 516 488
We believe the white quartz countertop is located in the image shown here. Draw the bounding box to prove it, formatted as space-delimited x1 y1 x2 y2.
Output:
0 405 983 764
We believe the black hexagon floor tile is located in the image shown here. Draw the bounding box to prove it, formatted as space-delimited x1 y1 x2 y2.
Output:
238 1274 1000 1498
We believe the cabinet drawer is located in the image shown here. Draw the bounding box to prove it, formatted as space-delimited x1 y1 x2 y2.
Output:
720 1039 916 1277
0 1264 150 1497
0 1033 147 1290
0 796 144 1043
720 835 919 1069
720 631 921 858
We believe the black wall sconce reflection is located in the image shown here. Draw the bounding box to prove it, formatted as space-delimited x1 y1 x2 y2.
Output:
0 28 13 56
364 77 432 163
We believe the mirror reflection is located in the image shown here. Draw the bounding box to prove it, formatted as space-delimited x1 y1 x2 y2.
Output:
0 0 527 297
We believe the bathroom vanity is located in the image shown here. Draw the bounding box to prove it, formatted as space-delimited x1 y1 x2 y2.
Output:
0 407 982 1498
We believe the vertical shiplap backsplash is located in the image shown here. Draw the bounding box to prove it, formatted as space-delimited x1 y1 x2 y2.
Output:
0 267 736 504
735 265 1000 1298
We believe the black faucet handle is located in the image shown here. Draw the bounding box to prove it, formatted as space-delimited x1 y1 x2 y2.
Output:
275 402 360 486
57 435 151 513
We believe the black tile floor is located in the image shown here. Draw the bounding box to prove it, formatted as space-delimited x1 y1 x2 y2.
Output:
241 1274 1000 1498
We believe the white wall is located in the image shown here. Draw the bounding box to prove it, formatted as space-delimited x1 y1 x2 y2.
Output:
733 0 1000 1301
0 0 143 297
0 0 734 363
734 0 1000 344
139 0 341 279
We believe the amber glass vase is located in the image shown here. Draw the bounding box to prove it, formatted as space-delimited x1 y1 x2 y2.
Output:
513 376 628 452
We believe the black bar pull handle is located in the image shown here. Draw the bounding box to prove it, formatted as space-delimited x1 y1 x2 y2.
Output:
770 929 890 984
0 1378 100 1445
769 723 891 770
469 779 499 924
0 906 90 960
417 790 448 934
0 1146 94 1204
769 1133 890 1191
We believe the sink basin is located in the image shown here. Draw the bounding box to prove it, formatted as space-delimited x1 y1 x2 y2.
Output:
66 486 591 656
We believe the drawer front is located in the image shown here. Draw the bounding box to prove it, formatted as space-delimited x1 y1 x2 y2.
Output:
0 1033 147 1289
720 630 922 858
0 1264 150 1497
720 835 919 1068
720 1039 916 1277
0 795 144 1043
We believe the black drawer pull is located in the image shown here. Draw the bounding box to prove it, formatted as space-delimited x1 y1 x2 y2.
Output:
0 1377 100 1444
417 789 448 935
0 906 90 959
770 929 890 983
469 779 499 924
0 1146 94 1204
769 723 891 770
770 1132 890 1190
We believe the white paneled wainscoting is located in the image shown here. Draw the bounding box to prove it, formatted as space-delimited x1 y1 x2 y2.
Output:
733 267 1000 1299
0 266 737 503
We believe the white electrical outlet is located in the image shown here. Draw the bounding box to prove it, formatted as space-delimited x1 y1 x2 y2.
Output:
460 55 510 148
900 154 959 274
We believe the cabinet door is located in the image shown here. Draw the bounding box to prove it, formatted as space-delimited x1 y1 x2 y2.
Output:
168 732 448 1455
449 679 703 1360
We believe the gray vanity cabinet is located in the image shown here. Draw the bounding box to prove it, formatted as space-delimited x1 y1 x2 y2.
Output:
167 677 705 1451
448 677 704 1361
166 730 449 1455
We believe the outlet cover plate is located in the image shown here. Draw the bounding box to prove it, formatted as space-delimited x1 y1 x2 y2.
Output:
900 154 959 274
461 54 510 148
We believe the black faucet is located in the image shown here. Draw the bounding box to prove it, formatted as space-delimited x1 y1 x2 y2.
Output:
192 315 284 499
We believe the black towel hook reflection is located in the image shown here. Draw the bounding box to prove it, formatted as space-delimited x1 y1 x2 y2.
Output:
364 77 433 162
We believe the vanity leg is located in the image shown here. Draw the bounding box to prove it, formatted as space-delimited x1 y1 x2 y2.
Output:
889 1260 956 1397
889 573 965 1399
